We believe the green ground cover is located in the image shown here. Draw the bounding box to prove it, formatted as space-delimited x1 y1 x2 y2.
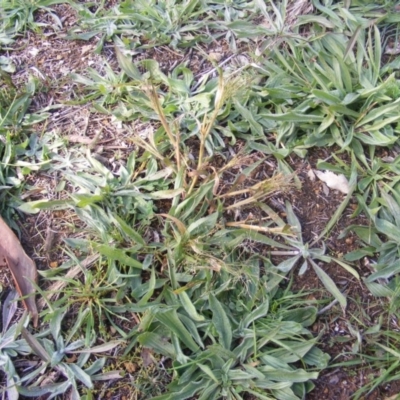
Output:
1 0 400 399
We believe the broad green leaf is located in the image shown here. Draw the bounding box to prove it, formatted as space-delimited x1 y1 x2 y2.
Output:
147 188 185 199
310 260 346 309
381 191 400 228
50 309 66 342
187 212 218 237
312 89 341 105
262 368 318 382
356 98 400 127
198 364 219 384
330 258 359 279
285 201 302 241
21 328 50 362
276 255 301 273
92 243 143 269
241 301 269 329
366 262 400 282
138 332 175 357
179 314 204 348
209 293 232 350
375 218 400 242
233 99 263 137
197 383 220 400
155 309 199 352
66 363 93 388
280 307 317 327
18 382 71 397
18 199 72 214
303 346 330 369
364 281 394 297
178 291 205 321
114 44 142 80
112 215 146 246
261 112 324 123
366 116 400 131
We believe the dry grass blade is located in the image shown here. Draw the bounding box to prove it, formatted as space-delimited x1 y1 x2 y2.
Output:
225 222 293 235
144 84 182 170
0 217 38 327
21 327 50 362
221 173 292 210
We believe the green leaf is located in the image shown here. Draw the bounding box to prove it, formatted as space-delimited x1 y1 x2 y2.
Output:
312 89 341 105
18 199 72 214
356 98 400 127
66 363 93 388
262 368 318 382
178 291 205 322
198 364 219 384
381 191 400 228
310 260 347 309
187 212 218 237
138 332 175 357
276 255 301 273
366 262 400 282
261 112 324 123
330 258 359 279
209 293 232 350
147 188 185 199
155 309 199 352
114 44 142 81
92 243 143 269
375 218 400 242
139 267 156 305
284 201 302 241
174 181 214 220
364 281 394 297
233 99 264 137
112 215 146 246
241 301 269 329
21 328 50 362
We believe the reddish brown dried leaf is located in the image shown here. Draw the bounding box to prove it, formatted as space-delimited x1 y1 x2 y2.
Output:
0 217 38 327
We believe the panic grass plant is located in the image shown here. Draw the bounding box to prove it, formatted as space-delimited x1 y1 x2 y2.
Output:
0 74 61 228
0 0 66 42
0 291 122 399
346 188 400 306
234 14 400 163
10 45 332 398
67 0 288 52
263 200 359 310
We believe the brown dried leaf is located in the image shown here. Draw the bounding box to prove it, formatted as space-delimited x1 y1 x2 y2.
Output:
0 217 38 327
141 347 155 367
124 361 137 373
67 135 93 144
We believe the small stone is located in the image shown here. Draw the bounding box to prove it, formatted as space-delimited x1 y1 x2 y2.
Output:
329 375 339 384
209 52 222 62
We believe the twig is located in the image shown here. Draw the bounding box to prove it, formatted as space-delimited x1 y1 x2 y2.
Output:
317 299 339 315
